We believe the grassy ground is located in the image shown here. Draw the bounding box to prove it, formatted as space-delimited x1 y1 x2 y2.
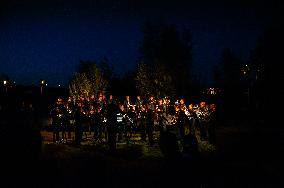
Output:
2 120 284 187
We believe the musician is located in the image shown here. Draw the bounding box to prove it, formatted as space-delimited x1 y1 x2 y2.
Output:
83 96 90 113
66 96 76 139
107 94 116 105
187 103 197 136
135 95 143 112
177 98 189 141
97 93 106 114
51 98 68 143
93 103 104 143
196 101 210 141
146 104 155 146
89 94 96 106
117 103 127 142
88 104 96 135
156 98 168 132
174 99 180 110
106 100 119 153
163 96 171 115
208 103 218 145
123 95 132 112
134 95 143 139
126 105 136 144
147 95 156 112
50 106 61 143
156 98 164 113
67 96 76 113
74 106 85 145
139 105 147 142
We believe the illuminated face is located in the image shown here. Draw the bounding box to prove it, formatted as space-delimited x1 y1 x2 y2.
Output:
175 106 179 112
200 101 206 108
180 99 184 105
210 103 216 111
99 95 103 100
57 98 63 104
119 104 124 111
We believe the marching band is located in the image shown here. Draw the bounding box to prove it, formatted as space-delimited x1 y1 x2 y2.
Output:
49 94 217 145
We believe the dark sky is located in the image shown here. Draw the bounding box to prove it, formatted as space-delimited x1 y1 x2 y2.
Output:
0 0 279 87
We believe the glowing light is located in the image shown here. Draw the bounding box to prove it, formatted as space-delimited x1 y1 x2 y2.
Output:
3 80 7 85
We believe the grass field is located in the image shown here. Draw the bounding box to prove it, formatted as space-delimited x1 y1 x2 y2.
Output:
2 119 284 187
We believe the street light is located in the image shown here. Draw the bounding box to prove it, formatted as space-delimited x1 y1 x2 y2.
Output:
241 64 250 107
40 79 46 95
3 80 7 93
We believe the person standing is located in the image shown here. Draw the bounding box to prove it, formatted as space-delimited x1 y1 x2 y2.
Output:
106 101 119 153
146 104 155 146
135 95 143 113
74 107 85 145
139 105 147 142
123 95 132 113
196 101 210 141
50 106 61 143
147 95 156 112
208 103 218 145
177 98 188 141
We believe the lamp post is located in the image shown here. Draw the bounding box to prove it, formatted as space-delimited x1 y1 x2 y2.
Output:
3 80 7 94
40 79 46 95
241 64 250 108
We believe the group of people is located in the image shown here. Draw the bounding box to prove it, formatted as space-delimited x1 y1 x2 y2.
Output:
49 93 218 151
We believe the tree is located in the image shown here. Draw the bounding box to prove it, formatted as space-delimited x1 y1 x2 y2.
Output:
98 56 115 95
152 63 175 99
138 22 193 98
135 62 175 99
120 70 137 97
69 61 108 99
249 23 284 120
217 48 244 117
135 62 152 97
220 48 243 87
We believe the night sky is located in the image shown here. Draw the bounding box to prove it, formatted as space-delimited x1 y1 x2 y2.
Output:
0 0 278 87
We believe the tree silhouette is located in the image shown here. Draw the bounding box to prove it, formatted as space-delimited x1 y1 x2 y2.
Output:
98 56 115 95
120 70 137 97
249 23 284 120
135 62 152 97
138 22 193 98
135 61 175 99
69 61 108 98
217 48 244 118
